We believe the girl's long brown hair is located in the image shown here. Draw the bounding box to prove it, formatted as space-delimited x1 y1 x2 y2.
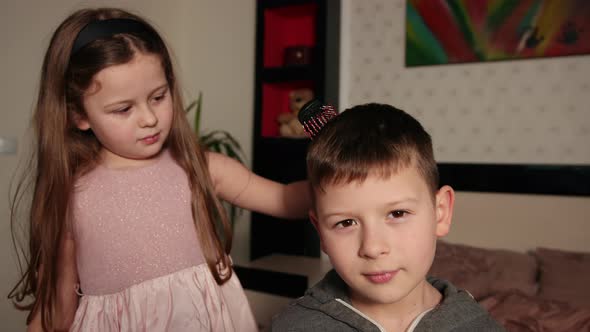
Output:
8 8 233 331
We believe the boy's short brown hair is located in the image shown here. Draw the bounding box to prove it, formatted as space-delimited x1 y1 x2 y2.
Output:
307 103 439 195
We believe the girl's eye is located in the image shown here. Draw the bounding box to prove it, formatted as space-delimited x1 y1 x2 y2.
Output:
153 90 168 102
114 106 131 114
335 219 357 229
388 210 408 219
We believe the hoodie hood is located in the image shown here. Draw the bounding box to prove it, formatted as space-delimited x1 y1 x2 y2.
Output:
287 270 504 332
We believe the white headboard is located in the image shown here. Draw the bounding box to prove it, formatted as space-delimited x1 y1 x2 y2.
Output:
444 192 590 253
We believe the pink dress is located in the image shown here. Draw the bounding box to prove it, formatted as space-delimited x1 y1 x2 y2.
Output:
69 150 257 331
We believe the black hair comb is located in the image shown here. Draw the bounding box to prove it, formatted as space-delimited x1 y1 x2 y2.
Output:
297 100 338 139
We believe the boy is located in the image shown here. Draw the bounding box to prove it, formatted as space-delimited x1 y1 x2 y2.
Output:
272 103 504 331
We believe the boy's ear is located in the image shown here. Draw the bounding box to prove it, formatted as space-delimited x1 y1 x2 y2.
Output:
73 112 91 131
434 185 455 237
308 210 326 253
309 210 319 229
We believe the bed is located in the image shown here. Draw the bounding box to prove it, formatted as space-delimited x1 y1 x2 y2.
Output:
429 241 590 331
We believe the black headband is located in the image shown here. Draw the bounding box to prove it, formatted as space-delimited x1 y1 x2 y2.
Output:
71 18 154 54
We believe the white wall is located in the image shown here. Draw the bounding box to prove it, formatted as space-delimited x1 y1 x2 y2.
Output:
0 1 255 329
341 0 590 164
340 0 590 251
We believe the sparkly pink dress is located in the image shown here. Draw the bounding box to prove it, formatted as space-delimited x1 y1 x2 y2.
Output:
69 150 257 331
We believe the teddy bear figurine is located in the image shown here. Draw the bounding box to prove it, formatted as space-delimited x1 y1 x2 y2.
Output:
277 88 314 138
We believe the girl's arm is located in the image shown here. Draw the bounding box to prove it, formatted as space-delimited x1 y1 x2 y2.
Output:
55 232 79 330
207 152 311 219
27 232 79 332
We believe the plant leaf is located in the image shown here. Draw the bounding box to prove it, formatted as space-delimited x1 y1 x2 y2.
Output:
220 131 243 150
222 144 243 163
185 100 197 113
206 130 246 163
200 130 216 142
194 91 203 133
208 141 221 153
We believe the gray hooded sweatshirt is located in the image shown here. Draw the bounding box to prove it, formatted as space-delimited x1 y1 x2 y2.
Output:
272 270 505 332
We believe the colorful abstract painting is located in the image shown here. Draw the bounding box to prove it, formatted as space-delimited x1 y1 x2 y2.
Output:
406 0 590 66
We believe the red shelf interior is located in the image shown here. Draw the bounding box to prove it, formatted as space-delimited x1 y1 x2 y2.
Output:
261 81 315 137
263 4 317 67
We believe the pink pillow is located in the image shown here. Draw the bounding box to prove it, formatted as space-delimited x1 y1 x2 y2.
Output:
536 247 590 308
428 241 538 300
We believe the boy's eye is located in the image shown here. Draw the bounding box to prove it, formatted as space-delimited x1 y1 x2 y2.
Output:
388 210 408 219
335 219 357 228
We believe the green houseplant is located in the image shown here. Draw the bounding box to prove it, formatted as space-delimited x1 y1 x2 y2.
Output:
185 92 246 226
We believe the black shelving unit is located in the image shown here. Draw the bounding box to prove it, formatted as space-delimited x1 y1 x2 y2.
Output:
250 0 340 260
262 65 316 82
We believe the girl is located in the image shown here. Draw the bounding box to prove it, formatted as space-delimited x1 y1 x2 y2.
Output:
9 7 310 332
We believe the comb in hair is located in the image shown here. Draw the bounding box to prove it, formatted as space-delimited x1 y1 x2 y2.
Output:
297 100 338 139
